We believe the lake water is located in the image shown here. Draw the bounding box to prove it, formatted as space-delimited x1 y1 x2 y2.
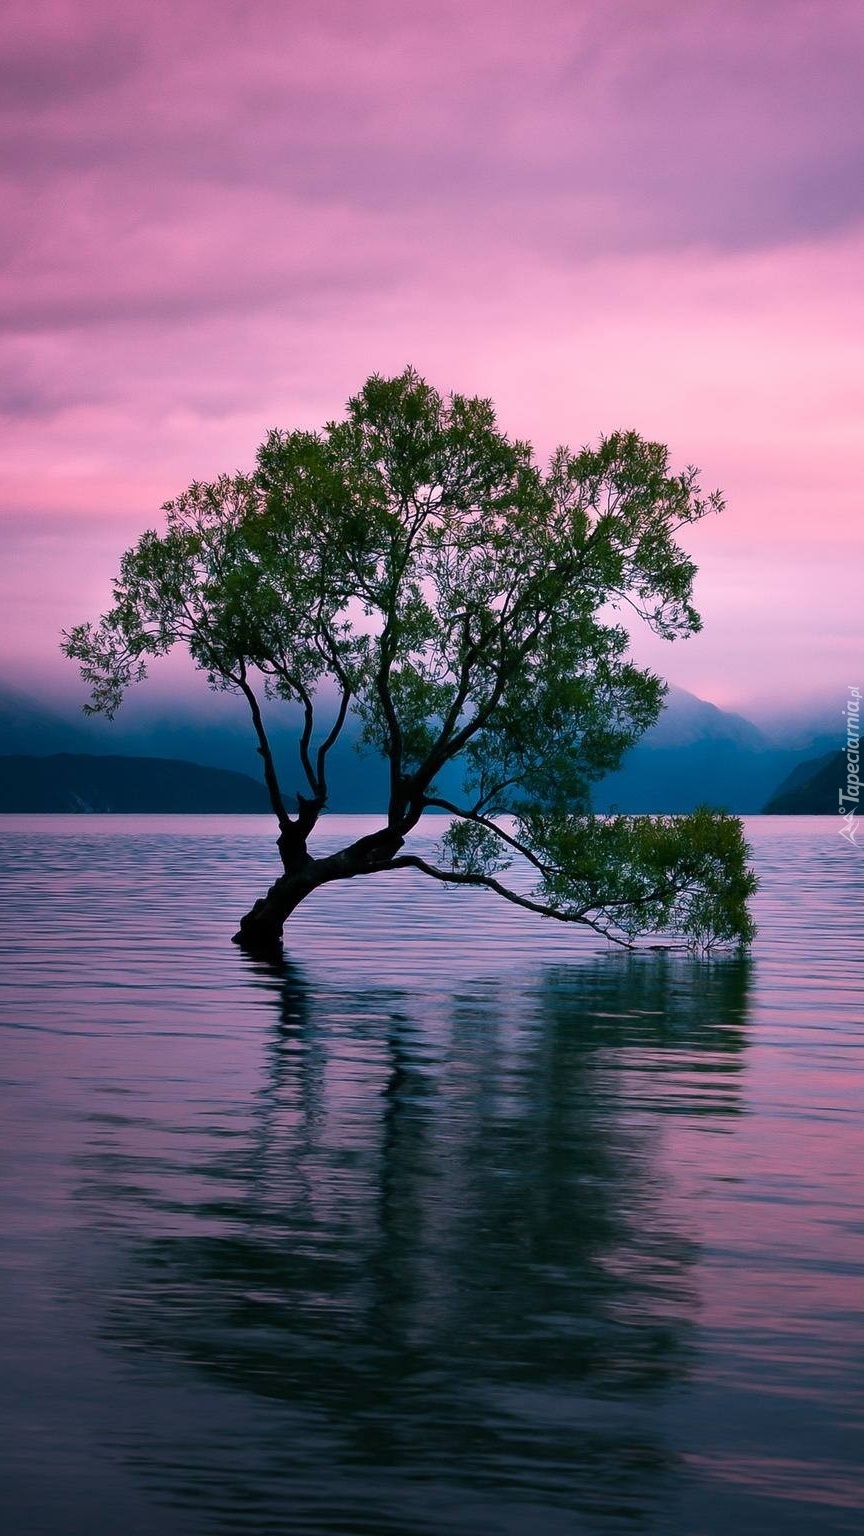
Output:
0 814 862 1535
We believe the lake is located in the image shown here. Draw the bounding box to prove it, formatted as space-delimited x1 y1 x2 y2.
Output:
0 814 862 1534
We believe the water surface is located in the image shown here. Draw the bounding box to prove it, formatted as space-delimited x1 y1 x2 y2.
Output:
0 815 862 1534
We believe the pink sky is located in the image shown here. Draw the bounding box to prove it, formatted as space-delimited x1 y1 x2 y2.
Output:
1 0 862 718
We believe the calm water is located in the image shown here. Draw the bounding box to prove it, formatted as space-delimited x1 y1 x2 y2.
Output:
0 815 862 1535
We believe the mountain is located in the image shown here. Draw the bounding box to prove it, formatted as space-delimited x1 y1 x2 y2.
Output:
634 688 767 750
593 688 835 814
0 684 393 812
762 750 845 814
0 755 270 813
0 677 837 815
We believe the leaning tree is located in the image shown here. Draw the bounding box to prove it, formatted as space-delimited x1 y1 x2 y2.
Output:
63 368 756 953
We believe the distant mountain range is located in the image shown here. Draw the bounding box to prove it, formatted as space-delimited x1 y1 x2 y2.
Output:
0 680 840 815
592 688 835 814
761 750 845 814
0 754 270 813
0 682 392 812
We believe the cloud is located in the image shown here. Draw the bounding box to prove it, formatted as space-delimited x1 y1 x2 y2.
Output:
0 5 140 111
3 0 864 328
1 0 862 708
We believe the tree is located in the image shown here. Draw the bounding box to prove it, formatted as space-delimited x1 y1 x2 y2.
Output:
63 368 756 955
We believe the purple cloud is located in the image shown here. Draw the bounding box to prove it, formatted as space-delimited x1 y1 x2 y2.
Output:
1 0 862 709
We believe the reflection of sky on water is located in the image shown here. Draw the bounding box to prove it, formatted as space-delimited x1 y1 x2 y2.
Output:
84 956 745 1532
0 816 862 1534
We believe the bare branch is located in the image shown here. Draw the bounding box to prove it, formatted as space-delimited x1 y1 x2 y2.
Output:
234 665 292 836
376 620 405 823
315 682 352 798
263 660 319 799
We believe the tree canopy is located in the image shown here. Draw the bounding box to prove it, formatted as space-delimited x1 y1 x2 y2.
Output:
63 367 756 953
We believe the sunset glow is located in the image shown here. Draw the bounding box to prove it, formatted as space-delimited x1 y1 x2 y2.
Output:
2 0 862 712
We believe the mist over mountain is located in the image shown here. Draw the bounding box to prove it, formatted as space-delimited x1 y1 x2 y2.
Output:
593 687 836 814
0 680 394 812
0 678 837 815
0 685 90 755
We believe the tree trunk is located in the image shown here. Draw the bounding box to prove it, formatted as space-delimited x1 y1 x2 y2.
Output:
232 871 322 954
232 827 407 954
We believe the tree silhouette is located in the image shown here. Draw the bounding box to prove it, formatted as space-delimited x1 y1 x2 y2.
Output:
64 369 756 953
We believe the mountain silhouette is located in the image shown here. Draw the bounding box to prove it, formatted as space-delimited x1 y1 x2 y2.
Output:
761 750 844 813
0 678 836 814
0 754 270 813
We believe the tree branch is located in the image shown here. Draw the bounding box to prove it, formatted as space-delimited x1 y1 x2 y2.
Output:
315 681 352 799
234 666 292 836
263 660 320 799
386 854 635 947
407 576 570 801
376 619 405 823
296 685 319 799
420 796 551 875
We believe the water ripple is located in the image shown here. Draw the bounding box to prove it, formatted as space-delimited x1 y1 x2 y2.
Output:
0 814 862 1534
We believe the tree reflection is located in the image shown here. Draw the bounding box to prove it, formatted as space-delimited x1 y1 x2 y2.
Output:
97 952 751 1533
